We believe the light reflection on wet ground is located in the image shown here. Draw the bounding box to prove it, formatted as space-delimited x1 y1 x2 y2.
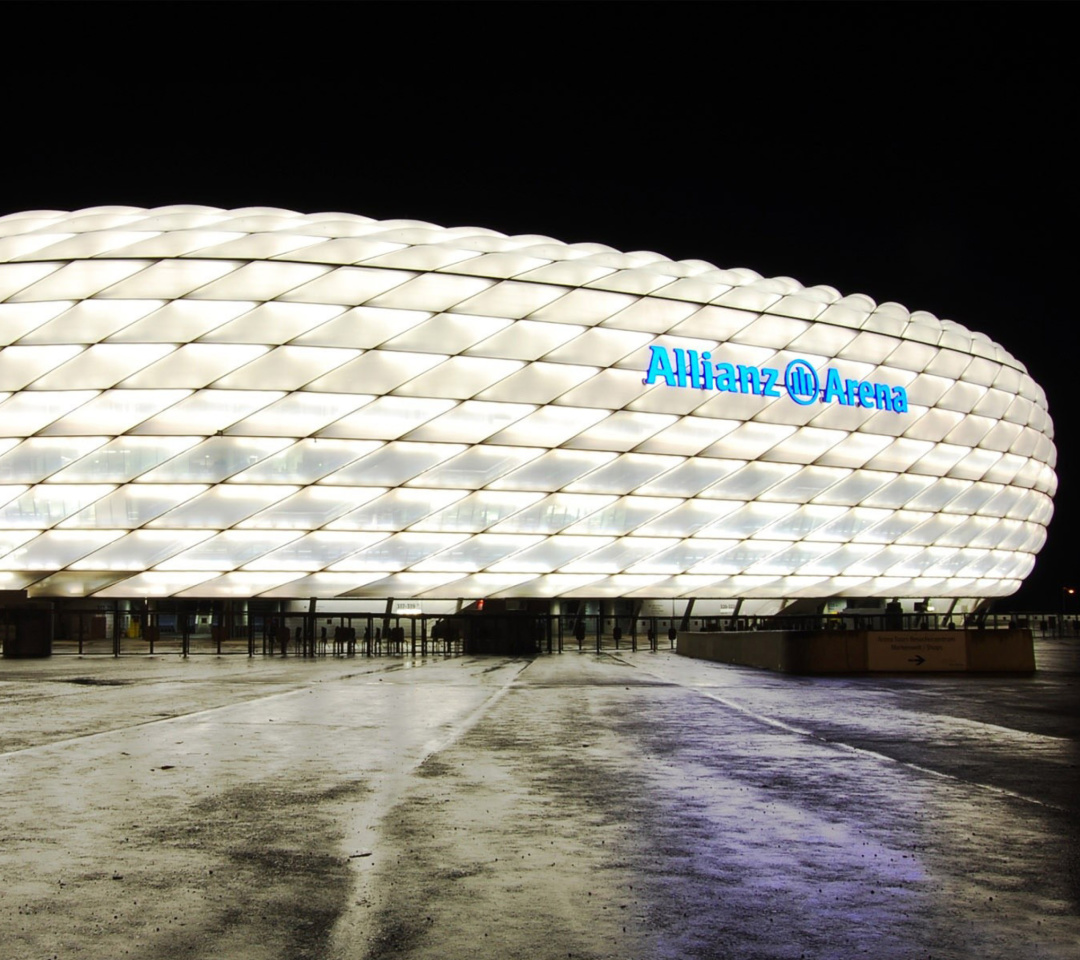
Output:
0 643 1077 959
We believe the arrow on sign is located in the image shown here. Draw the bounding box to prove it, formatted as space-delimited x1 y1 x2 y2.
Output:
908 655 926 666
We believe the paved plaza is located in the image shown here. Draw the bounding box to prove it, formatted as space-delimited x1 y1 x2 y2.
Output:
1 642 1078 959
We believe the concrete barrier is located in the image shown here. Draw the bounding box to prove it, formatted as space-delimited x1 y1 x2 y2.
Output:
676 629 1035 674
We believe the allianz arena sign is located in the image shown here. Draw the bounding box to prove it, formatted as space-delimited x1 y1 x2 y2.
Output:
0 206 1056 602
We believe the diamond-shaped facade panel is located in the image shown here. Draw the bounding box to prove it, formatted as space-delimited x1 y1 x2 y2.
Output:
0 207 1056 600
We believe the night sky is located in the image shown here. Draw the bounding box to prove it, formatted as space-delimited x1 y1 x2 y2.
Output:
1 5 1073 608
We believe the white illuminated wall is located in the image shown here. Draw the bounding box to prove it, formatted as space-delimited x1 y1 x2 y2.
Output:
0 206 1056 601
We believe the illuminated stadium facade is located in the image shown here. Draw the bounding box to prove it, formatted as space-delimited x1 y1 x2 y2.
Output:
0 206 1057 622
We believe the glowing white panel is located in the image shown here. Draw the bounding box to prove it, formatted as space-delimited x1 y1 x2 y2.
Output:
273 266 413 306
410 534 545 571
0 530 39 557
558 369 663 411
193 302 346 347
496 404 639 449
156 530 301 570
409 491 542 532
628 539 733 574
760 504 848 539
147 485 296 528
343 572 466 597
327 487 463 531
116 344 267 389
0 391 98 436
561 496 684 536
96 259 241 298
231 392 373 437
0 302 77 346
859 474 936 509
138 437 291 482
330 533 469 571
488 494 615 534
381 313 514 356
692 540 788 574
702 462 799 500
758 427 845 465
238 486 385 529
93 571 217 597
564 412 677 452
564 574 669 598
8 261 150 304
395 356 523 399
408 445 542 489
563 454 682 495
105 299 255 343
19 300 166 345
464 319 586 361
754 540 848 574
292 306 431 349
937 380 987 414
896 513 966 545
530 288 636 326
487 449 616 492
368 274 495 313
0 437 109 483
428 573 540 598
28 343 174 390
635 458 738 497
638 416 742 456
813 507 892 541
637 499 741 537
554 329 658 369
496 573 605 597
60 484 206 527
258 572 393 598
176 571 305 598
407 401 536 444
128 390 281 436
306 350 443 395
208 346 358 391
0 485 114 528
0 263 66 301
800 542 888 576
450 280 566 318
243 532 388 570
187 261 332 301
561 538 676 573
945 482 1003 515
904 478 971 511
487 536 613 572
980 453 1027 486
229 439 378 484
786 323 858 358
756 466 850 503
2 530 125 569
0 344 83 389
316 396 456 440
707 422 795 461
476 362 594 404
69 530 214 570
855 511 935 543
862 438 935 473
325 442 464 487
948 447 1002 481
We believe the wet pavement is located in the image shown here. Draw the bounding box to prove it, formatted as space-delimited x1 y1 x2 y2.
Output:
1 642 1078 960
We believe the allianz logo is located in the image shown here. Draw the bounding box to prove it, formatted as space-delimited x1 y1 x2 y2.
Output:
642 346 909 414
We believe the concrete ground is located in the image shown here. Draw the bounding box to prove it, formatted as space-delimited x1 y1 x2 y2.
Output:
1 641 1078 960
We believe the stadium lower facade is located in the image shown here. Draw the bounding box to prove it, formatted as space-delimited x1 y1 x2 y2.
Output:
0 206 1057 635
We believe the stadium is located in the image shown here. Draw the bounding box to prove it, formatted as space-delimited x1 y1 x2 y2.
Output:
0 207 1056 662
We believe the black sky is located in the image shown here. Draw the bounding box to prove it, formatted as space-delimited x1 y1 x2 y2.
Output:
1 3 1073 607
